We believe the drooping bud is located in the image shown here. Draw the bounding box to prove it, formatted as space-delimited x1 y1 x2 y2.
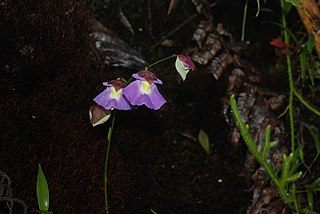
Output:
89 105 111 127
175 55 195 81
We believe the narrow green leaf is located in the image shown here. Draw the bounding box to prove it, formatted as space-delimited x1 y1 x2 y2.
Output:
297 143 305 163
285 171 302 183
307 190 314 211
281 153 294 182
198 129 210 155
300 50 307 80
308 66 315 86
37 164 49 211
305 178 320 192
269 141 278 148
259 8 277 15
262 125 271 158
285 0 302 7
290 147 302 173
282 1 293 15
308 128 320 154
255 0 261 17
281 154 288 181
303 208 317 214
312 177 320 185
307 34 315 54
285 26 298 43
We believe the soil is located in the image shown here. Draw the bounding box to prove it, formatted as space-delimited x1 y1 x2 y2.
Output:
0 0 318 214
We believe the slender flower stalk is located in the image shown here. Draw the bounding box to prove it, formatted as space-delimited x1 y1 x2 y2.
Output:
146 54 177 69
104 112 116 214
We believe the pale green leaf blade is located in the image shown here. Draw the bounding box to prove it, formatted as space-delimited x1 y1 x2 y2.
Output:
283 1 293 15
309 128 320 154
198 129 210 155
300 50 307 80
285 171 302 183
312 177 320 186
37 164 49 211
307 190 314 211
175 57 188 81
285 0 302 7
307 34 315 54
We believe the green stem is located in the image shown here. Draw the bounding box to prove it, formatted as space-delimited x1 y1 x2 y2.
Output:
294 89 320 117
292 183 300 214
280 0 295 152
104 112 116 214
146 54 177 69
241 0 249 41
255 0 261 17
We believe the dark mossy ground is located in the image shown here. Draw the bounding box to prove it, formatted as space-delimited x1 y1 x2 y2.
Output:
1 0 318 214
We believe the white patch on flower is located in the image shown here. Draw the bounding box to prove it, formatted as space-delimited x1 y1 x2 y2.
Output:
109 87 122 100
175 57 189 81
140 80 152 94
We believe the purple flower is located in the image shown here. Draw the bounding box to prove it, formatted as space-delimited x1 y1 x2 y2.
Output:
93 80 131 110
122 71 166 110
175 55 195 81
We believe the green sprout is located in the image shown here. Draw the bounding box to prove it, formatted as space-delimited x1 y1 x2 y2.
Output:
198 129 210 155
36 164 53 214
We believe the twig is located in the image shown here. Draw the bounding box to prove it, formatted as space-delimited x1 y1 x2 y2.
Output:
0 171 27 214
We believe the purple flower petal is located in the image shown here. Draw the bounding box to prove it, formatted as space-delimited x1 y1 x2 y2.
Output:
133 71 163 84
123 80 166 110
122 80 141 104
146 84 166 110
93 86 131 110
